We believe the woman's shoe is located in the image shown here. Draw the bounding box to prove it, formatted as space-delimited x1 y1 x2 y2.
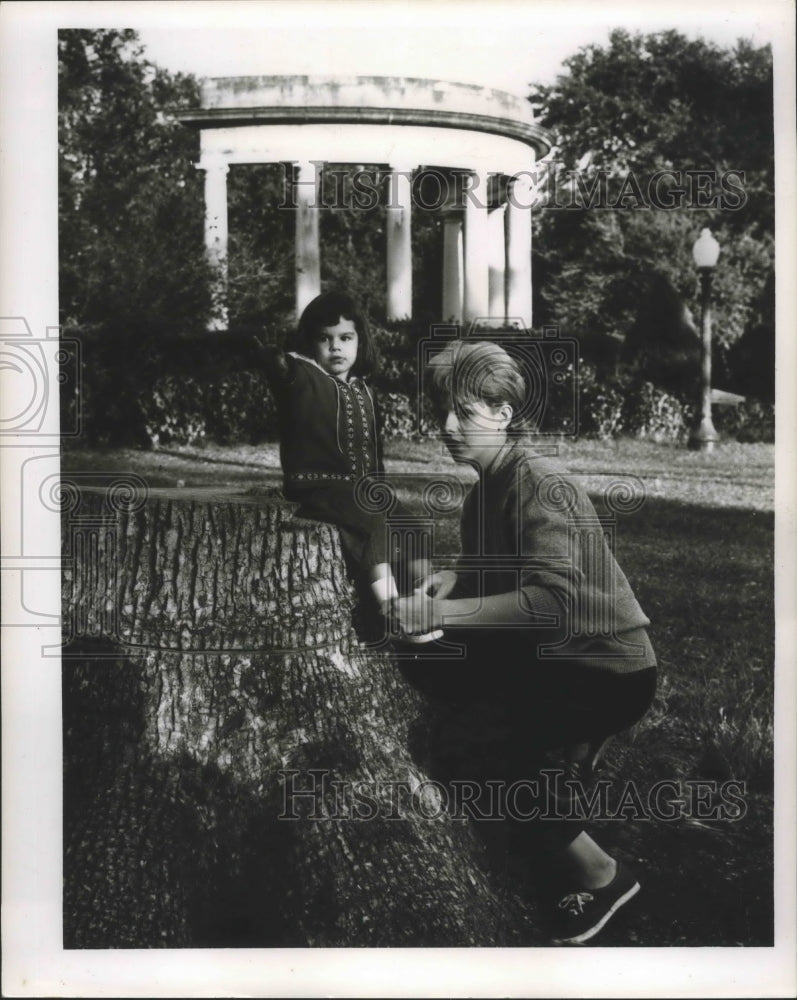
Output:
549 861 640 945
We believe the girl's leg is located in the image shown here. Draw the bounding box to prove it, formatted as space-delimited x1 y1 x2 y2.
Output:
366 562 398 614
288 488 439 641
366 562 443 643
388 519 434 595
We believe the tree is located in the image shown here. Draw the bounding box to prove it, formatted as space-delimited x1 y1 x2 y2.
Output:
529 30 775 390
531 31 773 232
59 29 212 333
58 31 449 447
726 271 775 402
225 164 295 334
62 489 539 946
59 29 214 444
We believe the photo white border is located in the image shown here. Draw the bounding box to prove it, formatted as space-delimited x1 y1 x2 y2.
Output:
1 2 795 996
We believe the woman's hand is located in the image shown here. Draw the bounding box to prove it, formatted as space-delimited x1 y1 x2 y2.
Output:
414 570 458 600
394 590 443 637
395 572 457 635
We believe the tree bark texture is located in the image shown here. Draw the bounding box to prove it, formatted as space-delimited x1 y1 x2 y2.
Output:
62 487 536 948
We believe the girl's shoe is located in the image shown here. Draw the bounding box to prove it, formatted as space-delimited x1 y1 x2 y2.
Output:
549 862 640 945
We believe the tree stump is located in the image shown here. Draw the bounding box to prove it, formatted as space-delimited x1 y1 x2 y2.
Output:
61 485 534 947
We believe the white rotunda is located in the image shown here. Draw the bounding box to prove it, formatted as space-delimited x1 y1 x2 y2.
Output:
179 75 552 328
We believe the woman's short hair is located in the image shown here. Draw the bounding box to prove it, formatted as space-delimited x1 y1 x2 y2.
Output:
426 339 531 435
287 291 378 377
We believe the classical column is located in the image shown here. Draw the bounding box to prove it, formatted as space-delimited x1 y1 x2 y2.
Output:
462 171 489 326
202 160 229 331
295 161 322 319
441 213 463 323
488 203 507 322
386 166 413 321
505 172 533 329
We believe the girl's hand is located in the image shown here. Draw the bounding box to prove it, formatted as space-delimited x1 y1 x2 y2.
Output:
256 339 293 383
415 570 458 600
394 590 443 636
250 335 278 360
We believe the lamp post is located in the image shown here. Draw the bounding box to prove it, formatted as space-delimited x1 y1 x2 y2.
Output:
689 228 720 451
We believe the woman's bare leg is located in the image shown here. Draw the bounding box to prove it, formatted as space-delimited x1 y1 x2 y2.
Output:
560 832 617 890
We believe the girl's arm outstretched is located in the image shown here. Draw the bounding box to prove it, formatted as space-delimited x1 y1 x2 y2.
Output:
253 337 295 385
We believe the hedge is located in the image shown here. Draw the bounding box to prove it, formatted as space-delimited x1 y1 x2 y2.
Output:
64 323 773 449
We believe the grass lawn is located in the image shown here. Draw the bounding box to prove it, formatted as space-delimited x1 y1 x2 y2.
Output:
63 436 774 511
62 436 775 945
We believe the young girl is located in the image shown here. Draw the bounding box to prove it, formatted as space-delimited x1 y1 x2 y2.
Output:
396 339 657 944
262 290 440 643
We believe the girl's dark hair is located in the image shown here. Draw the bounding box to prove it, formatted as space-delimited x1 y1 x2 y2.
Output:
426 340 531 436
287 291 378 377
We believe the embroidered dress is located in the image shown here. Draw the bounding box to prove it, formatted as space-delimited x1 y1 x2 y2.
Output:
265 352 398 573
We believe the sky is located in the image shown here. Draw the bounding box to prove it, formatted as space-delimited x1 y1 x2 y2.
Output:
109 1 781 98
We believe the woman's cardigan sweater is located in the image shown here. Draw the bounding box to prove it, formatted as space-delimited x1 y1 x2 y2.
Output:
454 439 656 674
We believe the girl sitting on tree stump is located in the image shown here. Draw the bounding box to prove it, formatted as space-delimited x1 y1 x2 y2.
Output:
262 290 440 643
